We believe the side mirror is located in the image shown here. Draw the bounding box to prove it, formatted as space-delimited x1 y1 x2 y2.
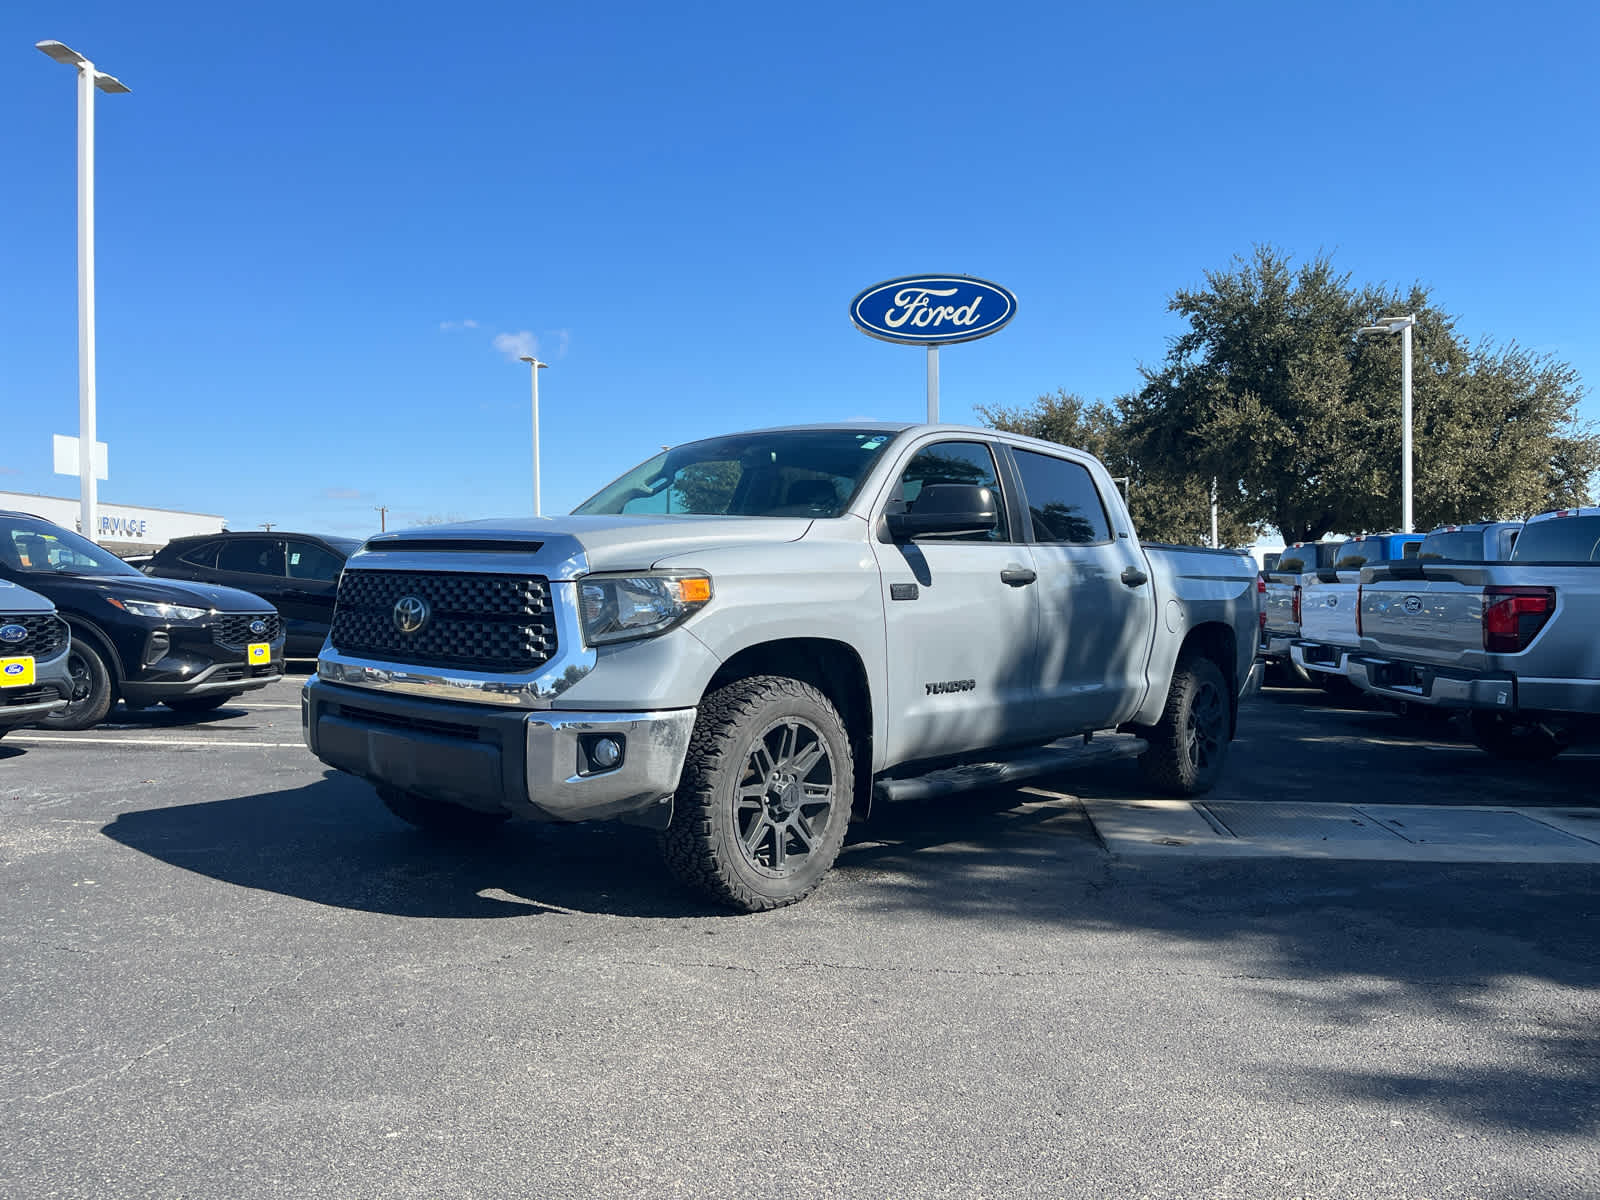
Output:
886 483 999 540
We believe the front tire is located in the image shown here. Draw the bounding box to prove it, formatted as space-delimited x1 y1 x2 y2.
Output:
40 641 115 731
1467 712 1566 761
377 786 511 836
163 694 236 714
1137 656 1230 796
661 675 854 913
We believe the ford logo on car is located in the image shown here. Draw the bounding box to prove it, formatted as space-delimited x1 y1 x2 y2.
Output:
1403 596 1424 615
3 663 23 677
0 624 25 644
249 619 268 637
850 275 1018 346
393 595 430 634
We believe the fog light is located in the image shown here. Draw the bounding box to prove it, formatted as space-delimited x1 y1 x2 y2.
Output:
591 737 623 769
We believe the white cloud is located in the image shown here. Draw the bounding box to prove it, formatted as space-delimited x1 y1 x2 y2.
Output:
553 328 571 359
438 319 480 331
493 330 538 360
322 486 367 501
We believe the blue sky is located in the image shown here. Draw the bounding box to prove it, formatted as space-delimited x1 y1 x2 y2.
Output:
3 1 1596 538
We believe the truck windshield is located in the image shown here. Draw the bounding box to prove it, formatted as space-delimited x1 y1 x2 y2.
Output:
1510 516 1600 562
0 514 144 578
573 429 900 518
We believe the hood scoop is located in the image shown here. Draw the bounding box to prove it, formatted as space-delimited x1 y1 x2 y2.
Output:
366 538 545 554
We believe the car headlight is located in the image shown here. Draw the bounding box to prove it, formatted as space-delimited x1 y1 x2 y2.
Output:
107 597 208 622
578 573 712 645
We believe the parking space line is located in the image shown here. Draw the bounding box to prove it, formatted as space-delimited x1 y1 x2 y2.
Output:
7 735 305 749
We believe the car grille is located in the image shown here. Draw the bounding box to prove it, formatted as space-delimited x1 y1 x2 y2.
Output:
329 570 557 672
0 614 70 661
213 613 283 649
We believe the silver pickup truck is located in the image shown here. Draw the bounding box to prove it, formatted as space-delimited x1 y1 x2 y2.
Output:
1291 532 1422 689
1259 541 1344 683
1348 509 1599 759
303 423 1260 910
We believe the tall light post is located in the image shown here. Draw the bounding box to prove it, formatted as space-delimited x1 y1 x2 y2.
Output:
518 355 548 516
37 40 130 544
1356 314 1417 533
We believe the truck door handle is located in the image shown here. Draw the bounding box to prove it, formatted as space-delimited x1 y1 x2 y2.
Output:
1000 567 1037 587
1121 565 1149 588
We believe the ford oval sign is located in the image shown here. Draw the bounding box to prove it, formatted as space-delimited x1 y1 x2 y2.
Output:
850 275 1017 346
0 624 26 644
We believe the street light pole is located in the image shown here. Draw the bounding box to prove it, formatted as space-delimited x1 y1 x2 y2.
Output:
1356 314 1417 533
519 355 548 516
36 41 130 544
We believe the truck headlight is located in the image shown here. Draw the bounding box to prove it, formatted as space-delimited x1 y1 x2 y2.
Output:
578 573 712 645
107 597 208 622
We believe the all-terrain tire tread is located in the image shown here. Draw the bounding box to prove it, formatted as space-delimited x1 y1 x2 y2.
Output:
1137 654 1227 796
660 675 852 913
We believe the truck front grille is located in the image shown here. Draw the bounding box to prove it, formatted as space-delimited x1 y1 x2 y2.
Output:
0 615 70 661
329 570 557 672
213 613 283 649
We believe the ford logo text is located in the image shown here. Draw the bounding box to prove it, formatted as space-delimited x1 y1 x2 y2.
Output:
1403 596 1424 615
249 619 268 637
850 275 1017 346
0 624 26 644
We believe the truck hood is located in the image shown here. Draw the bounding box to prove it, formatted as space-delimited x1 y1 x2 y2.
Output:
360 514 815 577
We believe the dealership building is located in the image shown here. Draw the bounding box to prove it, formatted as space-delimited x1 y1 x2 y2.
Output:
0 491 226 558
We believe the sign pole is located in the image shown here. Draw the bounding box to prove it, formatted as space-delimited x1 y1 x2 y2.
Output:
926 346 939 423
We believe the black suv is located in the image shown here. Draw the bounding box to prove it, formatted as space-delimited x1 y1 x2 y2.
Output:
145 531 361 657
0 511 285 729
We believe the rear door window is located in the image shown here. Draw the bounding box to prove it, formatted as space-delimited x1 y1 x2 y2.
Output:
175 541 220 568
1010 449 1112 544
217 538 287 577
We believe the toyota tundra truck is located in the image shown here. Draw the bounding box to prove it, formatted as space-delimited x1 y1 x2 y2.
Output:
302 423 1261 911
1348 508 1600 759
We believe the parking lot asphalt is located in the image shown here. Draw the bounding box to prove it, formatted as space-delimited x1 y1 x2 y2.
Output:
2 672 1596 1199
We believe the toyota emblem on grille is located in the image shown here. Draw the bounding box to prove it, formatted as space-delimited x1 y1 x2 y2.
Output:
0 624 25 644
249 619 268 636
393 595 430 634
1403 595 1424 615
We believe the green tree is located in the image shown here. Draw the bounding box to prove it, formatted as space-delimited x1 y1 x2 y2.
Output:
979 390 1260 546
1122 246 1598 543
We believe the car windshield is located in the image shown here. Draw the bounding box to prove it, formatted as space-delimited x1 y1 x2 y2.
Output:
0 515 145 578
573 429 900 518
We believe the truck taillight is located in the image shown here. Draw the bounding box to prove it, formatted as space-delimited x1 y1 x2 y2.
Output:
1292 584 1301 625
1482 586 1555 653
1257 576 1267 630
1356 584 1363 636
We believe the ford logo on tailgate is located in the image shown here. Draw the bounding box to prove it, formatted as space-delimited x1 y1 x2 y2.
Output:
1403 596 1424 615
850 275 1017 345
0 624 25 644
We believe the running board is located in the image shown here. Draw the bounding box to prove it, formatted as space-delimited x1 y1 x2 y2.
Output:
872 734 1147 805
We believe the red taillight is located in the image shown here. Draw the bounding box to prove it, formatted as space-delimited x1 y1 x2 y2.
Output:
1257 577 1267 630
1292 584 1302 625
1482 586 1555 653
1356 584 1364 636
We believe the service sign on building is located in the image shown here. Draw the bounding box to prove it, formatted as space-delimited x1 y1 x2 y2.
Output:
850 275 1017 345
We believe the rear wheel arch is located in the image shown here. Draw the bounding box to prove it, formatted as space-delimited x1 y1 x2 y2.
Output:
1174 622 1238 735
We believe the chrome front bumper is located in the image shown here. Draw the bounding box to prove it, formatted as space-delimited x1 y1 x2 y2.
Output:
303 678 695 825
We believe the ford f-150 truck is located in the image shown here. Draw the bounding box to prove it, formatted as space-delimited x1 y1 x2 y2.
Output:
1348 509 1600 759
0 581 72 738
1259 541 1344 683
1290 532 1422 689
302 423 1261 911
